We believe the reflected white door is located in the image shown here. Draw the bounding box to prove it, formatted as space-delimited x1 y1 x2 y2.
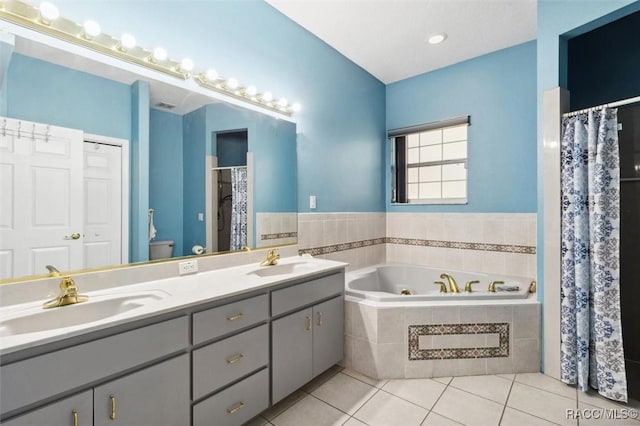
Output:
0 118 84 279
83 142 122 269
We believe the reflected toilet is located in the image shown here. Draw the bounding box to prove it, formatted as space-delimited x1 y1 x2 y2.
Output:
149 240 174 260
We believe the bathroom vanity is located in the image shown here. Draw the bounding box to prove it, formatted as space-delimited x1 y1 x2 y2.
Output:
0 256 345 426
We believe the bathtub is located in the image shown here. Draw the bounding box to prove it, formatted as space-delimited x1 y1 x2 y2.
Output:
346 264 532 302
342 263 540 380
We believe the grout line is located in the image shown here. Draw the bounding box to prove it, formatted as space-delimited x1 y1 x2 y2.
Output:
504 406 564 425
498 374 516 425
513 378 578 401
349 387 382 421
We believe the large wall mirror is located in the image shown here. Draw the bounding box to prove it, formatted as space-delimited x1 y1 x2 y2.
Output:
0 30 297 282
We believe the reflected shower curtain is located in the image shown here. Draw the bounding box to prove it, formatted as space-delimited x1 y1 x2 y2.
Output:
230 167 248 251
560 108 627 402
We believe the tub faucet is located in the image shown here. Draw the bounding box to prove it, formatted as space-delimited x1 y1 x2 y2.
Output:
43 276 89 309
440 273 460 293
464 280 480 293
488 280 505 293
260 249 280 267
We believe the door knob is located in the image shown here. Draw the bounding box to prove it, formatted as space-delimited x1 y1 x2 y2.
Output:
65 233 81 240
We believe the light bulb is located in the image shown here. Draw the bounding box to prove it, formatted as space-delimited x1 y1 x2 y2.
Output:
291 103 302 112
227 78 239 90
246 85 257 97
120 33 136 50
83 20 101 38
152 47 168 62
262 91 273 102
278 98 288 108
205 69 218 81
39 2 59 23
180 58 194 72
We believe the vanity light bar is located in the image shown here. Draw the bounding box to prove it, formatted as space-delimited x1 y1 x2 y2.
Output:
0 0 301 116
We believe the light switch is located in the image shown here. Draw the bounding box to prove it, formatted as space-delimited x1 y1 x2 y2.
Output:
309 195 317 209
198 213 204 221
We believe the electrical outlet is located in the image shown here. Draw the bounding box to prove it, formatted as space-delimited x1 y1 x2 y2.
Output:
178 260 198 275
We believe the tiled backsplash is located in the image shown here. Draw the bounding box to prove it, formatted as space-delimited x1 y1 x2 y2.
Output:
297 213 386 271
256 213 297 247
298 212 536 277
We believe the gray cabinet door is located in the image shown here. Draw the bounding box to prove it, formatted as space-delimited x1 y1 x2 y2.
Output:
312 296 344 376
271 307 313 404
94 354 189 426
1 390 93 426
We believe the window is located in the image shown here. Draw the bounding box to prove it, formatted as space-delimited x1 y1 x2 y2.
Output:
390 116 469 204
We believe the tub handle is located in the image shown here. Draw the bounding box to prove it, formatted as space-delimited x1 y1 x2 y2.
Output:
488 280 505 292
434 281 447 293
464 280 480 293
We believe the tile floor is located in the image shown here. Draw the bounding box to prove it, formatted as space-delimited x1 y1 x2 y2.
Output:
247 366 640 426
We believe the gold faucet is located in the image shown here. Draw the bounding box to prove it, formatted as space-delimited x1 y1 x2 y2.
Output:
433 281 447 293
259 249 280 267
43 276 89 309
464 280 480 293
488 280 505 293
440 273 459 293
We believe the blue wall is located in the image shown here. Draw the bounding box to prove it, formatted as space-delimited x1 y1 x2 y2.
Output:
536 0 640 304
182 106 208 255
6 53 130 139
149 108 184 256
386 41 537 213
130 81 150 262
54 0 387 213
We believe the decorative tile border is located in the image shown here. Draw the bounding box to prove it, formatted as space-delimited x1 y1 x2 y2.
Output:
408 323 509 360
387 237 536 254
261 232 297 241
298 237 535 256
298 238 386 256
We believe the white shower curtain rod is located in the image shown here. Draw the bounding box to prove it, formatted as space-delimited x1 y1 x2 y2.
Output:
563 95 640 117
212 165 247 171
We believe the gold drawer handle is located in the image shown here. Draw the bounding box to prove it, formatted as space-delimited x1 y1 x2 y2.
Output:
109 394 116 420
227 401 245 414
317 311 323 326
226 353 244 364
226 313 244 321
306 315 312 331
72 409 79 426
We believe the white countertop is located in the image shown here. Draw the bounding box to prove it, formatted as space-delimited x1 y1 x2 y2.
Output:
0 256 347 356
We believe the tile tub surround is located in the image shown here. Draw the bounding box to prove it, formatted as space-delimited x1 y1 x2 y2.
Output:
342 298 541 379
387 213 537 277
297 213 386 271
256 213 298 247
296 212 537 276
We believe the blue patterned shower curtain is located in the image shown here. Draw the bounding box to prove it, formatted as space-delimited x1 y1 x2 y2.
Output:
560 108 627 402
230 167 248 251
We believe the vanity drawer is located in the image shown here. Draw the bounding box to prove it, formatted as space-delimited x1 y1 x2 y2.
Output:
271 272 344 316
192 324 268 399
192 294 268 344
193 368 269 426
0 316 188 416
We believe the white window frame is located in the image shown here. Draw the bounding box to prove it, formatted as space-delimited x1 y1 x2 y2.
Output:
389 116 469 205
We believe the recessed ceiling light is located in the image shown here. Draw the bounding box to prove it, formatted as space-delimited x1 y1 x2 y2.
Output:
428 33 447 45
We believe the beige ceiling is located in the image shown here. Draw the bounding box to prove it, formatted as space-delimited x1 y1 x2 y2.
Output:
267 0 537 84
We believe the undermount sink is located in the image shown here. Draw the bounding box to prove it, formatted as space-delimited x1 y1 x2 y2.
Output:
248 262 312 277
0 290 170 337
